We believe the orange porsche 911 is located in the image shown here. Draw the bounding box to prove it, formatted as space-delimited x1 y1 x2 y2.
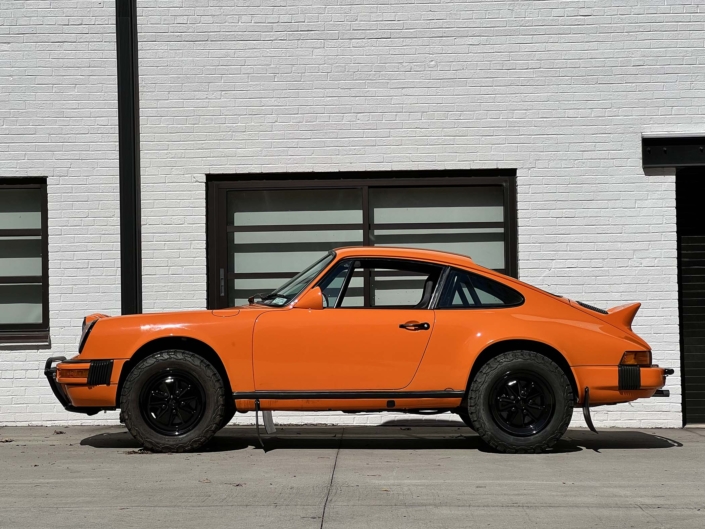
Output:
45 247 672 453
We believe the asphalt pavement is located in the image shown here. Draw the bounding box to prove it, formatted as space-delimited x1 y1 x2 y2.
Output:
0 422 703 528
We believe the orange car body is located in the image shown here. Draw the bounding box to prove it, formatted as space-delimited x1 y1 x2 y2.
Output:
46 247 669 416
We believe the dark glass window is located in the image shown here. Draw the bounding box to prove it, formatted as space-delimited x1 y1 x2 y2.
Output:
439 269 523 308
0 179 49 343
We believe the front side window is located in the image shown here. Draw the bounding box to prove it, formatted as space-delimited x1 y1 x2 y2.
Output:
258 253 335 306
0 179 49 343
318 258 442 309
439 269 523 309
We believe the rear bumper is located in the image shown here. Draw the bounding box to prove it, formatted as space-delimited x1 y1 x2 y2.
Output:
44 356 122 415
573 365 672 405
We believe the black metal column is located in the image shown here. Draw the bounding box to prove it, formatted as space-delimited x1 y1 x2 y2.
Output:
116 0 142 314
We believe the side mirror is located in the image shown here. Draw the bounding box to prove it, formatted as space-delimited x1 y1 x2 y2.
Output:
294 286 324 310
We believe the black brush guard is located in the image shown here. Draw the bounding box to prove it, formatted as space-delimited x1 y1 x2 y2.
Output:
44 356 102 416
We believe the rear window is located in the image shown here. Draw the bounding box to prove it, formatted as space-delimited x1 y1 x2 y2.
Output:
438 269 524 308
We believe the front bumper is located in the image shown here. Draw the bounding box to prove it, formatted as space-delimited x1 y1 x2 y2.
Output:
44 356 122 415
573 365 673 405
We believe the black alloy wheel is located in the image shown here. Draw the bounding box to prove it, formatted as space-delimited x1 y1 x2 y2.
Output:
139 369 206 436
489 371 554 437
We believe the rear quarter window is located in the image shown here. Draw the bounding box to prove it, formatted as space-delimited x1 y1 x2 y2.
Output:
438 269 524 308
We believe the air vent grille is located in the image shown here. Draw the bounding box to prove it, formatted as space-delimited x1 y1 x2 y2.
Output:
618 365 641 390
87 360 113 386
577 301 608 315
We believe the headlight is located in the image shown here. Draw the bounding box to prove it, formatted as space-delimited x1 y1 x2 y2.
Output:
620 351 652 366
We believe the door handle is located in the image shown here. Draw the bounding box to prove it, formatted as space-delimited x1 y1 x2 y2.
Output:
399 321 430 331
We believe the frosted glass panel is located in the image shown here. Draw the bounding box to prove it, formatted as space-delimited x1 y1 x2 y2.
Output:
0 189 41 230
0 284 42 324
0 237 42 277
370 186 505 270
227 188 363 305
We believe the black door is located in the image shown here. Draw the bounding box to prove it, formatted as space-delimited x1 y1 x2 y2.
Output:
677 169 705 424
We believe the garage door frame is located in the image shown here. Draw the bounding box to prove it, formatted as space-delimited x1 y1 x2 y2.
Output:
206 169 517 310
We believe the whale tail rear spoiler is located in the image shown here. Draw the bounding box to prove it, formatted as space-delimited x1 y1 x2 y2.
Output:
604 302 641 331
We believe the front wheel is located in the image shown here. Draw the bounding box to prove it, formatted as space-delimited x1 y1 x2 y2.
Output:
120 350 226 452
467 351 574 453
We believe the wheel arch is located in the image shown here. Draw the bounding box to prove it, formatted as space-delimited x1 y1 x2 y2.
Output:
466 339 578 401
116 336 233 409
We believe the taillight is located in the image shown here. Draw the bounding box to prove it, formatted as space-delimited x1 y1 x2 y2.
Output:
620 351 652 367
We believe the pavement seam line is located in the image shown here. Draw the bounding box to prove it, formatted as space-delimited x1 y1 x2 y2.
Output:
319 428 343 529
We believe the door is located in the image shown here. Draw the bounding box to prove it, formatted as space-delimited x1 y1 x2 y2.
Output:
677 170 705 425
252 258 442 390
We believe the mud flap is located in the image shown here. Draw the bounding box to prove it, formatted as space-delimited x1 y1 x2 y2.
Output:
262 410 276 434
254 400 277 449
582 387 598 434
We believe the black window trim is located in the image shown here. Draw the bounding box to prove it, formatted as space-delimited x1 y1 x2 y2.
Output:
315 256 445 310
0 177 50 344
435 267 525 310
206 169 518 310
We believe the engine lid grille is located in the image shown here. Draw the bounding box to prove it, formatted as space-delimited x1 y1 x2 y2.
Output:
576 301 608 315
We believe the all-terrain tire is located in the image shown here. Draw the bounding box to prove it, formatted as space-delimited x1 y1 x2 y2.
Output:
468 350 574 453
120 350 226 453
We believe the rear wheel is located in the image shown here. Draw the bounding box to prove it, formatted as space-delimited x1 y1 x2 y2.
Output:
468 350 573 453
121 350 226 452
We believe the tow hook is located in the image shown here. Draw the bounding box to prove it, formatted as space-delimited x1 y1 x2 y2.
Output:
582 387 598 434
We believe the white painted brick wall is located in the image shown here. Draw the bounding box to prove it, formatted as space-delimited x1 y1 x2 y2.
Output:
3 0 703 428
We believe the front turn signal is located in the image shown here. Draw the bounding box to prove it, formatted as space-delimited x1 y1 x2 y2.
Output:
60 369 90 379
620 351 652 366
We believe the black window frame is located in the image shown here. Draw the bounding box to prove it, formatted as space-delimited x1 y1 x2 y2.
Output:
437 267 525 310
206 169 518 310
0 178 50 344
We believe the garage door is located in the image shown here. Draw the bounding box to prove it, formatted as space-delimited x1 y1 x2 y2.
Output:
207 171 517 308
677 169 705 425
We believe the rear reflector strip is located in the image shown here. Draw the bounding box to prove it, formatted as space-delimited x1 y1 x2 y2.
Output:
618 365 641 390
87 360 113 386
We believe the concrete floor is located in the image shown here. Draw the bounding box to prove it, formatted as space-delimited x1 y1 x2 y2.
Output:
0 423 703 529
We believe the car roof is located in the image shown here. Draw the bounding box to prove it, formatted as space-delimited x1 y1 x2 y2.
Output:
333 246 477 269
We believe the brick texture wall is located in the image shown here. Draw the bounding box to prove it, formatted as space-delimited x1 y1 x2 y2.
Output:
3 0 703 427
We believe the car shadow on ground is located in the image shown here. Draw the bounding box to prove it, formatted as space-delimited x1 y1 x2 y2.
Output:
80 421 683 454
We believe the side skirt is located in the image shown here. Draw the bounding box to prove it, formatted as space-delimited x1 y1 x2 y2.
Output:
233 390 464 400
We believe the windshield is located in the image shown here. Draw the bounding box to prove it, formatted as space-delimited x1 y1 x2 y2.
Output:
258 252 335 306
